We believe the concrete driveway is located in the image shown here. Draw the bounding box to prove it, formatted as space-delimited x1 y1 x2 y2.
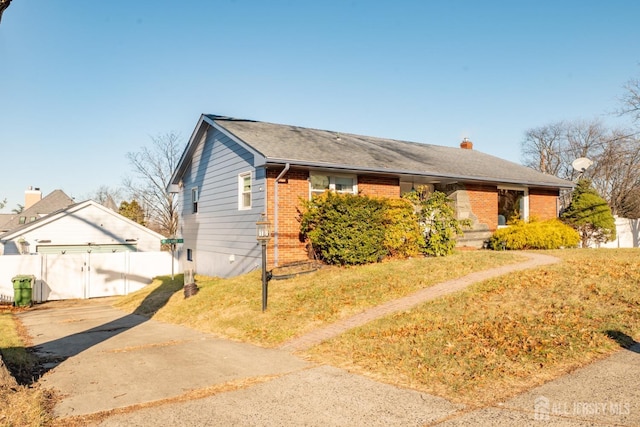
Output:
17 298 461 425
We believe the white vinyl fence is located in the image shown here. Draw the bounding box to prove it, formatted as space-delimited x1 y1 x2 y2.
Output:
598 217 640 248
0 252 181 303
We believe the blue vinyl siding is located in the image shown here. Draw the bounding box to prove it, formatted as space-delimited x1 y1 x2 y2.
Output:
178 127 266 277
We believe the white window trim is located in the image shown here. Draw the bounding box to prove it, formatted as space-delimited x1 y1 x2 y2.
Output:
497 185 529 226
309 171 358 197
191 187 199 214
238 171 252 210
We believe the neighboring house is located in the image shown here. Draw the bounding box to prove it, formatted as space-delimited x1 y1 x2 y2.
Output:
169 114 574 278
0 188 74 233
0 200 166 255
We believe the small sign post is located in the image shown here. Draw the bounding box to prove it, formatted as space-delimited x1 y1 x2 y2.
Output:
161 239 184 244
161 238 184 279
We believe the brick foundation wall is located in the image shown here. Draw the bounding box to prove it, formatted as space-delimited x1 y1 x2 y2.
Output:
529 188 560 220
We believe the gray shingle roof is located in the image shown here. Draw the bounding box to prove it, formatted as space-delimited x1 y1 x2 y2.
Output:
207 115 572 188
0 214 12 231
0 190 75 233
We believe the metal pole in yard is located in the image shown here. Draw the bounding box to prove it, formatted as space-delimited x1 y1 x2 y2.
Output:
261 240 268 311
171 243 175 280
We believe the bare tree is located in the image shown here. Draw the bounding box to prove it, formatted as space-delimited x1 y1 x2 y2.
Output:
592 133 640 217
564 120 608 176
124 132 183 237
522 119 640 216
611 72 640 218
521 119 608 181
86 185 123 211
521 121 567 177
619 77 640 123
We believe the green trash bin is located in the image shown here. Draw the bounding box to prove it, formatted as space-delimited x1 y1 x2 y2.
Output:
12 275 34 307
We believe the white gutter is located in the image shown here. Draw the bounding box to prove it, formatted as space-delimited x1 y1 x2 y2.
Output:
273 163 290 266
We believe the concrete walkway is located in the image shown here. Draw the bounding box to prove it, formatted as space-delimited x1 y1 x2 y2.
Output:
15 252 640 426
281 252 560 351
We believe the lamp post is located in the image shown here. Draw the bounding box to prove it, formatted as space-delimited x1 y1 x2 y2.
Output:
256 213 272 312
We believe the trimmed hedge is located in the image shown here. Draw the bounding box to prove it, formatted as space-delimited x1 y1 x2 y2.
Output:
300 192 424 265
488 219 580 250
300 192 389 265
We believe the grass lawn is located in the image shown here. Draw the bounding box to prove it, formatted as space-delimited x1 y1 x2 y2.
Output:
306 248 640 407
116 248 640 407
115 250 526 345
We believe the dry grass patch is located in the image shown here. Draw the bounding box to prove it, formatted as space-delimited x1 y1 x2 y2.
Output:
0 309 55 426
114 251 524 346
306 248 640 407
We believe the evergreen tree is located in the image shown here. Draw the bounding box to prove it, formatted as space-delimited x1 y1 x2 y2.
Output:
561 179 616 247
119 200 146 226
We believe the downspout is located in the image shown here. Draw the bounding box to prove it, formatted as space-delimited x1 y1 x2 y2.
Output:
273 163 290 266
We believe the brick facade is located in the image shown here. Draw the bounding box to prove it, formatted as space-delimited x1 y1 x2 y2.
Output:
266 168 561 266
529 188 559 220
265 169 402 268
465 184 500 230
443 183 560 231
358 176 400 198
265 168 309 268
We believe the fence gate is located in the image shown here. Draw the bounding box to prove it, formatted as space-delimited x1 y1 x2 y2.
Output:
39 254 86 301
38 253 127 301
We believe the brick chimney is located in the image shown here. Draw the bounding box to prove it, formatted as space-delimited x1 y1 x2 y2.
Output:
460 138 473 150
25 186 42 209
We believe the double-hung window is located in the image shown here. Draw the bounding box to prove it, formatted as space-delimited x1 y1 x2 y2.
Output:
239 172 252 210
310 173 357 197
191 187 199 214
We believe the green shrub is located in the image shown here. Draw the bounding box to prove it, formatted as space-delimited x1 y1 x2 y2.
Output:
488 219 580 250
403 190 471 257
422 192 471 256
300 192 389 265
383 198 425 258
299 190 467 265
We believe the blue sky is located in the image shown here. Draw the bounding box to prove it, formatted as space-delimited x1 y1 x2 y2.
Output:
1 0 638 212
